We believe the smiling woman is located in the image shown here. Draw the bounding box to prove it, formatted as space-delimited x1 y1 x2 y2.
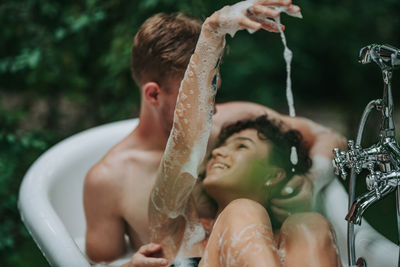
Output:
205 129 276 207
203 115 311 214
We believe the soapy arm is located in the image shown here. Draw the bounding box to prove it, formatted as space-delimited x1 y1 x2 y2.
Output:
148 11 227 263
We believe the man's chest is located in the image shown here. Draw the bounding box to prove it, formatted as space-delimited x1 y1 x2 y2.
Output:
119 168 159 246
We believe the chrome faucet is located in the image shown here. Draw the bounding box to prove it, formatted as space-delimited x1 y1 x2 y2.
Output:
359 44 400 68
332 44 400 267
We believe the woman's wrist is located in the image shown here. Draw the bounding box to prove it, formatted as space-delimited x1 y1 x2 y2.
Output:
203 12 226 39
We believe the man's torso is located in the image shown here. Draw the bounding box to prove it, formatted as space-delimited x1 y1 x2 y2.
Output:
100 135 164 249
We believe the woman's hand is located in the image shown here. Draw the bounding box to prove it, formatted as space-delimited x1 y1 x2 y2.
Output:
129 243 169 267
204 0 300 37
270 175 313 223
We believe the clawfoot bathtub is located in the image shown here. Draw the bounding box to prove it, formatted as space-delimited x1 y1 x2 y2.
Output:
18 119 397 266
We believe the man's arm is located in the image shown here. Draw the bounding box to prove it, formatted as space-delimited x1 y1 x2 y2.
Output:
285 115 346 186
213 101 345 154
84 164 127 262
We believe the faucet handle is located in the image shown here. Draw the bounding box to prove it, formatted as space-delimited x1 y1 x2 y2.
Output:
355 161 363 174
333 148 340 158
348 140 355 150
332 148 348 179
366 163 377 185
367 163 375 173
365 163 384 198
347 140 363 172
366 171 378 191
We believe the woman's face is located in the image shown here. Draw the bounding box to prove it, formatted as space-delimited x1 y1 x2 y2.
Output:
203 129 273 201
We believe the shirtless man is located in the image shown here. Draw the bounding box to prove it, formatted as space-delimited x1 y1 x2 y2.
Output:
84 6 345 264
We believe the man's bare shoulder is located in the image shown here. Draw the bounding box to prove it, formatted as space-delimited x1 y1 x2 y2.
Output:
85 134 162 192
84 136 131 187
84 159 120 201
83 157 125 223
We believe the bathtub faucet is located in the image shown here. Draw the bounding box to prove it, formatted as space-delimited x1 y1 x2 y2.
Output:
332 43 400 267
333 140 399 225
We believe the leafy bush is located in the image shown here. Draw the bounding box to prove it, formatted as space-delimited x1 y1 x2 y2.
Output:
0 110 50 265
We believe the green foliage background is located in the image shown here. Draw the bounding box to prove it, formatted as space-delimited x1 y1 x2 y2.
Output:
1 0 400 265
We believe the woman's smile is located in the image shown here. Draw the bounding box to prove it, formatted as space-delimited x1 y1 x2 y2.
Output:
204 129 271 187
209 162 230 170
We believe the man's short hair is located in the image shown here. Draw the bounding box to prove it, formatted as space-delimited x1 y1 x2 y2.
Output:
131 13 202 92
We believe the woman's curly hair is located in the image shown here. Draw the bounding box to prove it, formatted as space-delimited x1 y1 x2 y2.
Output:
216 114 312 177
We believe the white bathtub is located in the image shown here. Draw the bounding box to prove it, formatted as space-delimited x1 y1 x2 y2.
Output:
18 118 398 266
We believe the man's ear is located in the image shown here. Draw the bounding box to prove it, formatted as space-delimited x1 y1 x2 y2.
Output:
143 82 161 107
265 168 286 187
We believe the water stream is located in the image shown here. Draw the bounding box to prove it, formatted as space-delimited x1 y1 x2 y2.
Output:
274 13 300 167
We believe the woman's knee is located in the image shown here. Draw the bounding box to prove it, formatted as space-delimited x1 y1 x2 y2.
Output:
285 212 331 230
280 213 341 266
209 199 280 267
213 199 275 250
281 212 336 248
216 199 275 245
